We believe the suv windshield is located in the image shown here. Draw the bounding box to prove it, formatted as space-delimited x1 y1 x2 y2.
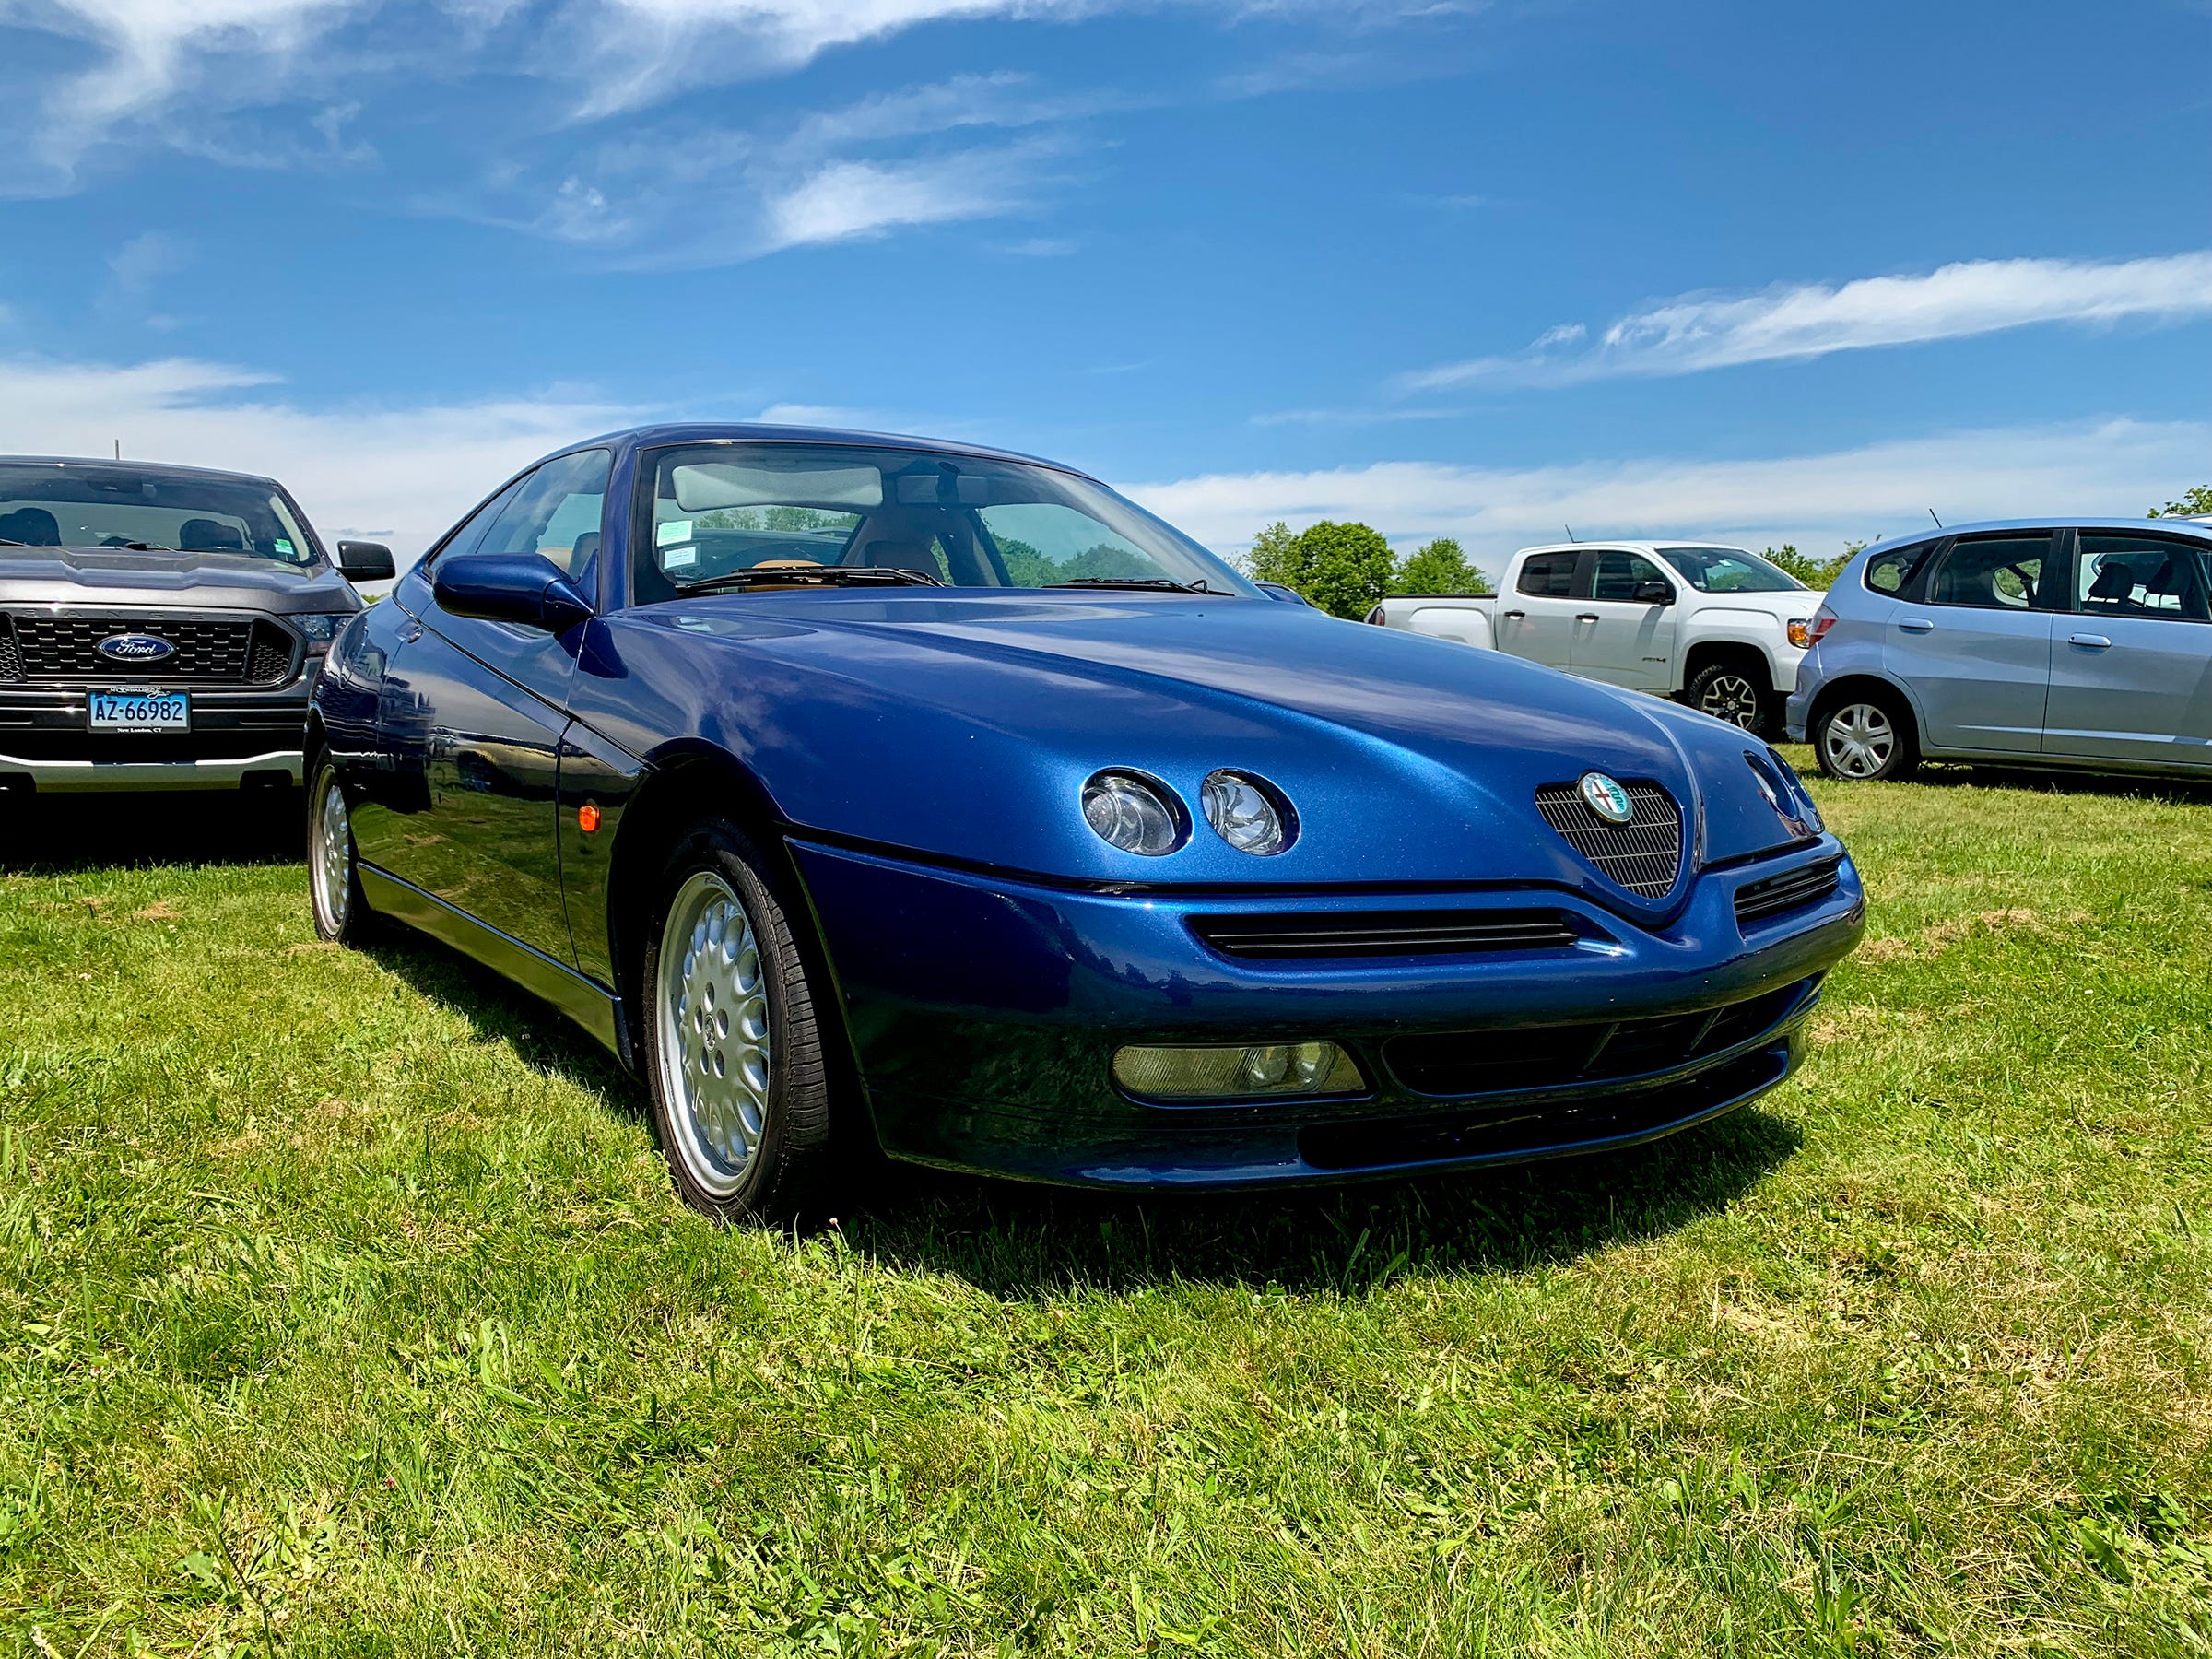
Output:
637 443 1256 602
0 464 318 566
1655 546 1806 593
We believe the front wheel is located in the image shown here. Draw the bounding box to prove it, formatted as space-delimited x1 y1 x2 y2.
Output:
641 821 836 1226
1813 694 1919 782
307 759 377 944
1686 662 1777 736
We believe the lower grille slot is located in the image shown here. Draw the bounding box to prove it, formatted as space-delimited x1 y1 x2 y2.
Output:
1735 856 1843 926
1383 976 1819 1098
1193 908 1580 960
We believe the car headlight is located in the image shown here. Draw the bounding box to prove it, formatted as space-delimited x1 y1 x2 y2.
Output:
294 613 349 646
1112 1040 1366 1100
1081 770 1186 855
1201 769 1294 855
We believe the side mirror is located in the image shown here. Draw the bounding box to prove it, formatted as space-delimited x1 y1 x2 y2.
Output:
1633 579 1674 606
337 540 396 582
432 553 593 632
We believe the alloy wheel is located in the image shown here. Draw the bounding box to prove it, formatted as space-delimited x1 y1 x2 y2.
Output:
655 870 772 1200
1822 702 1896 779
1699 674 1763 731
312 772 352 935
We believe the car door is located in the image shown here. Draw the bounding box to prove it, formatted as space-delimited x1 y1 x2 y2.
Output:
375 449 611 965
1496 550 1581 667
2043 528 2212 768
1885 530 2056 754
1571 548 1679 689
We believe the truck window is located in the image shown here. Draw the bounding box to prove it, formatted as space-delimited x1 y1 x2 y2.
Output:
1590 550 1669 601
1517 552 1577 597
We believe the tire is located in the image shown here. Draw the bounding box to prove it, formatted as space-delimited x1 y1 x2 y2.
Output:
1686 660 1777 737
1812 691 1920 782
641 819 836 1226
307 759 378 944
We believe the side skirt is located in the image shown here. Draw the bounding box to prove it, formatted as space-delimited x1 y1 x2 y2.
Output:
358 864 625 1058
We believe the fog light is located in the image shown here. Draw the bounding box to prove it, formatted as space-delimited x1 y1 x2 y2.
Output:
1112 1040 1366 1100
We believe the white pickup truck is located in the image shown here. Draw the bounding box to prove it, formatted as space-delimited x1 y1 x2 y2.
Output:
1365 540 1823 737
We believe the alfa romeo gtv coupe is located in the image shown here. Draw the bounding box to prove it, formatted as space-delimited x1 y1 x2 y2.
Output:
307 424 1863 1222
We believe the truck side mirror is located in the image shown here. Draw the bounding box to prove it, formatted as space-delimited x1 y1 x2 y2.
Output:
337 540 396 582
1633 579 1673 606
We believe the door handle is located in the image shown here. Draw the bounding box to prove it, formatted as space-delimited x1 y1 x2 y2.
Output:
1897 617 1935 633
399 620 423 644
1575 613 1600 623
2068 633 2113 650
1501 609 1525 619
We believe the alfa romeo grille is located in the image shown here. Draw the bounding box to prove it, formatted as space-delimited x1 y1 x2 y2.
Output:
6 613 259 679
1533 780 1682 899
1192 908 1581 960
1735 856 1842 927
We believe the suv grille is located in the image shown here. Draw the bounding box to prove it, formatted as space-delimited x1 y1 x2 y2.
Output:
1735 856 1842 927
1534 780 1682 898
0 617 18 682
5 613 292 682
1383 976 1818 1098
1193 908 1581 960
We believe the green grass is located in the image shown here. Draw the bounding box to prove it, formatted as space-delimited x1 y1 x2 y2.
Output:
7 759 2212 1656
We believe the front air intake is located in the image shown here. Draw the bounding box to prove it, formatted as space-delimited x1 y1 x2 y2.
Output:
1735 856 1842 927
1192 908 1581 960
1533 780 1682 899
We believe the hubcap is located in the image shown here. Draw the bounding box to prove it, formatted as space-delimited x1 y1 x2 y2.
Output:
1823 702 1896 778
655 871 771 1199
312 774 351 933
1699 674 1763 731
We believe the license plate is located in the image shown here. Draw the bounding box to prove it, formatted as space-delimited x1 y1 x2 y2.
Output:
88 688 190 732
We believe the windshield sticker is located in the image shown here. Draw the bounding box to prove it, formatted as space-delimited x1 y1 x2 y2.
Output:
664 546 700 570
274 538 295 555
656 519 692 547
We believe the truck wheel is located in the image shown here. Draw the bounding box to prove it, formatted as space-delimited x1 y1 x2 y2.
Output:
1686 662 1775 736
641 818 837 1228
307 759 379 945
1812 692 1919 782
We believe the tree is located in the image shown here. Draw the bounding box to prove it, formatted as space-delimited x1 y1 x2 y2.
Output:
1243 520 1398 618
2149 487 2212 519
1392 536 1491 596
1763 541 1861 590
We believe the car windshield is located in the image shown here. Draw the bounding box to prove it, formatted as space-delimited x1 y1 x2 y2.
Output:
637 442 1257 601
0 463 318 566
1655 546 1806 593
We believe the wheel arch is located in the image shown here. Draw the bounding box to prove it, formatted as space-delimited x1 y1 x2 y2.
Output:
1679 638 1773 693
1805 672 1923 747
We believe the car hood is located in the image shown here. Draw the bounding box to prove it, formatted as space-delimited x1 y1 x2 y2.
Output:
1695 587 1821 622
595 592 1813 909
0 546 359 614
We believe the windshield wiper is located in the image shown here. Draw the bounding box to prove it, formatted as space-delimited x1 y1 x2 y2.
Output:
676 565 945 594
1050 576 1214 594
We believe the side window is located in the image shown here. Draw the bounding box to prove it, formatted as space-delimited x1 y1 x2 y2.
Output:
1516 552 1577 597
1926 535 2048 611
425 479 524 572
1863 538 1936 596
477 449 613 580
2076 534 2210 622
1589 550 1669 602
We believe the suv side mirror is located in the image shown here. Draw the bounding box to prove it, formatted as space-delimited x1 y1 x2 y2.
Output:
337 540 396 582
1632 579 1673 606
432 553 593 631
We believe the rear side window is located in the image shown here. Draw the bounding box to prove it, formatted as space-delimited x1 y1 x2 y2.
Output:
1926 535 2048 611
2076 533 2211 621
1517 551 1577 597
1863 539 1936 595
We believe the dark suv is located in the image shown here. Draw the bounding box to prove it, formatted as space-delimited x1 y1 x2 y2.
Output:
0 456 394 794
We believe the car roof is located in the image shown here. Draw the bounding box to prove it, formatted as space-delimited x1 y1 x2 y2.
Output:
0 453 288 489
1512 540 1751 556
1853 516 2212 559
567 423 1090 479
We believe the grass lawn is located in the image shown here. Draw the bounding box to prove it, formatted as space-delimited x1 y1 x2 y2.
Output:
6 758 2212 1656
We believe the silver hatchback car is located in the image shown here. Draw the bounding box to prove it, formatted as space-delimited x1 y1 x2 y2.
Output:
1786 518 2212 781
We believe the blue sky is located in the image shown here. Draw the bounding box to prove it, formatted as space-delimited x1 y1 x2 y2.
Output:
0 0 2206 571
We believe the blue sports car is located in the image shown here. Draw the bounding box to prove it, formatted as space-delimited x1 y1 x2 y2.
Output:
308 424 1864 1222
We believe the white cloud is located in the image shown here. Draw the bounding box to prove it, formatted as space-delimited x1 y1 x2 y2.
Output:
1123 419 2211 570
759 142 1054 251
1406 252 2212 390
0 352 635 559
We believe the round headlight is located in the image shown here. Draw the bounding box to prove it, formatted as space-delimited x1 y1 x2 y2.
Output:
1081 771 1185 856
1201 770 1293 855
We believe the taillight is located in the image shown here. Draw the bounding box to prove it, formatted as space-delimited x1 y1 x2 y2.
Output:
1789 607 1837 649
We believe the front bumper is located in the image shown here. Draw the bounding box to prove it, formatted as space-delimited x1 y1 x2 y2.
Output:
0 682 311 792
791 836 1865 1189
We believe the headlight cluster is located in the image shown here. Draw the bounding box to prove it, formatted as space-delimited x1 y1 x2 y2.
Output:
294 613 351 648
1747 747 1823 836
1112 1040 1365 1100
1080 767 1296 857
